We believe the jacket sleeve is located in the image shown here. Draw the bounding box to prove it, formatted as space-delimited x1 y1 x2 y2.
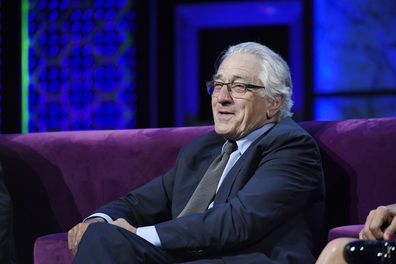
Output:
155 131 323 252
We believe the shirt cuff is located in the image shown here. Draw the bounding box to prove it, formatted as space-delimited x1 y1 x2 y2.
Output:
136 226 161 247
84 213 114 223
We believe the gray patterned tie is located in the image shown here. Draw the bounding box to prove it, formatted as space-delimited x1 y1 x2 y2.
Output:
178 140 237 217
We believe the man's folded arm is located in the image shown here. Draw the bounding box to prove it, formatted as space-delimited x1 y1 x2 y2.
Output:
84 213 161 246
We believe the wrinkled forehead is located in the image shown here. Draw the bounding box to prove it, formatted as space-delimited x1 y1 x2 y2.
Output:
215 53 262 82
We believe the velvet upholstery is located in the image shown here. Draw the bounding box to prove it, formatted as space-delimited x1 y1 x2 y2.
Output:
327 225 364 241
0 118 395 263
33 233 72 264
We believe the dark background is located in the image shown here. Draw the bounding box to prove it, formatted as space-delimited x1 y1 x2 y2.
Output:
0 0 395 133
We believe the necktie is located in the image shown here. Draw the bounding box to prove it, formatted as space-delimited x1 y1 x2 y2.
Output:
178 140 236 217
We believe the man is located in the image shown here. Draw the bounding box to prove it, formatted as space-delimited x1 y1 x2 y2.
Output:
316 204 396 264
68 42 324 263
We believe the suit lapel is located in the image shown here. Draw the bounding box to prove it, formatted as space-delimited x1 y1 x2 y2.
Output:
213 161 243 204
212 124 276 205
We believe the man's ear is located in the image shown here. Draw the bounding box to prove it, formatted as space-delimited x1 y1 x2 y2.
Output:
266 96 283 120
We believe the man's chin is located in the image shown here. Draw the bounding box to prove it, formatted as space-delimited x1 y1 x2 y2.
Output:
214 125 236 139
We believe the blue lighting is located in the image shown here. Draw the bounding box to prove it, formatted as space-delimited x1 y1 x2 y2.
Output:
40 101 67 130
59 0 70 10
48 0 58 10
94 64 122 92
174 1 303 125
313 0 396 120
28 12 38 34
71 9 81 20
315 96 396 121
27 0 136 132
70 81 95 109
93 101 121 129
93 28 123 56
67 46 95 73
28 47 39 71
38 1 47 10
28 84 40 109
48 10 58 21
38 66 68 93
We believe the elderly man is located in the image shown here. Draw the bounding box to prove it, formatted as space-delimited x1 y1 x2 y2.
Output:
68 42 324 263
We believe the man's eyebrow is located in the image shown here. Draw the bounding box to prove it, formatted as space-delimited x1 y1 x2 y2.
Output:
213 74 222 80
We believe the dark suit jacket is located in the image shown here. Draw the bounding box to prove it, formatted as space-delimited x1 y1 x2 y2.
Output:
95 117 325 263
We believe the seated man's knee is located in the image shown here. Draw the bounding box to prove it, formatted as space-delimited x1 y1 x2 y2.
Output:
75 222 167 263
80 222 142 250
81 222 117 243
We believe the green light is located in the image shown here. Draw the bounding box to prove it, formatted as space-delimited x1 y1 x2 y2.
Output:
21 0 29 133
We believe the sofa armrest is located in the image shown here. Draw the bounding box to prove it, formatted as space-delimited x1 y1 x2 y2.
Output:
328 224 363 242
34 233 71 264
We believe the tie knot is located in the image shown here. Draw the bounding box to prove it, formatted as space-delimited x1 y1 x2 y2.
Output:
223 140 236 155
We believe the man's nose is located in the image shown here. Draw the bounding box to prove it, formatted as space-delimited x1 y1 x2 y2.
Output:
216 85 233 102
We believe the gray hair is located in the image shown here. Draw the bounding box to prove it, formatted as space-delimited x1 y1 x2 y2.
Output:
219 42 294 120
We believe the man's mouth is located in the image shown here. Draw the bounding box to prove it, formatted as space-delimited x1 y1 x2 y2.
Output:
217 110 234 120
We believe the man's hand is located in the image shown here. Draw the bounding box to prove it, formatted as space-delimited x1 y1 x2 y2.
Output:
111 218 137 233
360 204 396 240
67 217 105 256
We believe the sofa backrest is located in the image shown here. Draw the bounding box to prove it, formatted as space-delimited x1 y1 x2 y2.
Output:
301 118 396 230
1 118 395 261
0 126 212 262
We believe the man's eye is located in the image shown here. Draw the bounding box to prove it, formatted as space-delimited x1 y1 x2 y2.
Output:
232 83 246 89
213 82 224 89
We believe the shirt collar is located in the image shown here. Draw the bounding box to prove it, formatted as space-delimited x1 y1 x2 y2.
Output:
222 123 275 155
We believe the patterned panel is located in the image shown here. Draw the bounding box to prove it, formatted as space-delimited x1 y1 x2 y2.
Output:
314 96 396 121
27 0 135 131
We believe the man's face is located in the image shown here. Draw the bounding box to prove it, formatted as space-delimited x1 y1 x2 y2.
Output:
211 53 273 140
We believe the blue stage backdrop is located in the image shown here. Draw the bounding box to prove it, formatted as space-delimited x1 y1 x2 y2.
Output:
13 0 396 132
314 0 396 120
26 0 135 132
174 1 304 126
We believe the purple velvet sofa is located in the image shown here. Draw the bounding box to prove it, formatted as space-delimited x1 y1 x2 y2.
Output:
1 118 396 263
